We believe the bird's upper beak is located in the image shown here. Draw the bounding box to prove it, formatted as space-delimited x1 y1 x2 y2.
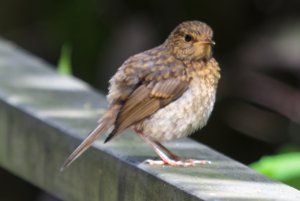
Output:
200 38 215 45
194 39 215 54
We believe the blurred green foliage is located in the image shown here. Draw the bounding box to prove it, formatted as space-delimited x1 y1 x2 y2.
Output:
57 44 72 75
251 145 300 190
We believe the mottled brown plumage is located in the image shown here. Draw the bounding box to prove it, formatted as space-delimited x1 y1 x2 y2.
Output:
61 20 221 169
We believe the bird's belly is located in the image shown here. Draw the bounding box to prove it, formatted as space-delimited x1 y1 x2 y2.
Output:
138 77 216 141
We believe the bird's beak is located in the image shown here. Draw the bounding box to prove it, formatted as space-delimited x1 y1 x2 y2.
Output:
195 39 215 46
202 39 215 45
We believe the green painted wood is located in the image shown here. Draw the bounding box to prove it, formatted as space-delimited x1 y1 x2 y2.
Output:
0 38 299 201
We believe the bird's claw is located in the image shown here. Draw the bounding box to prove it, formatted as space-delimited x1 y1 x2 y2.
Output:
145 159 211 167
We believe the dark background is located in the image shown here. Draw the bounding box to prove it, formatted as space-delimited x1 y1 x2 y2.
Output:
1 0 300 200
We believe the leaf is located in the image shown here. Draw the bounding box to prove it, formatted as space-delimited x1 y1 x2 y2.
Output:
57 43 72 75
250 152 300 189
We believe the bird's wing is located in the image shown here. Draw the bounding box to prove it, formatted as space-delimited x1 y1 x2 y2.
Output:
106 47 187 105
104 77 189 142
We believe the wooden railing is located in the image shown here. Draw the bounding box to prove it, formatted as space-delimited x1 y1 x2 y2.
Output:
0 38 299 201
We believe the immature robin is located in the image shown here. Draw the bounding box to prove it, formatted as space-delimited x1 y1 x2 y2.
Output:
61 20 220 169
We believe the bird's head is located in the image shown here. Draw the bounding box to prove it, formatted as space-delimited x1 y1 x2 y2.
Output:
166 21 215 61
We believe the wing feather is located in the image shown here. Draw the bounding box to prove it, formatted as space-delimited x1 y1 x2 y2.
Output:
104 78 189 142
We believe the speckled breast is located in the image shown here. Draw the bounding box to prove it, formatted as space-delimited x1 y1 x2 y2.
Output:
137 75 217 141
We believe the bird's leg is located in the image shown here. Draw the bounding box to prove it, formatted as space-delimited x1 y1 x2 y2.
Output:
153 141 211 166
136 131 210 166
154 141 181 161
136 132 179 166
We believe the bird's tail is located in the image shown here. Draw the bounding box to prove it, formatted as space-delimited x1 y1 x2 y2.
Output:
60 104 121 171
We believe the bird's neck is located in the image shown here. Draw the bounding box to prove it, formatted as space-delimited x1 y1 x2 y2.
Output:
184 58 221 87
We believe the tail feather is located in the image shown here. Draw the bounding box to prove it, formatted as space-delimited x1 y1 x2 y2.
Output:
104 128 119 143
60 104 121 171
60 123 109 171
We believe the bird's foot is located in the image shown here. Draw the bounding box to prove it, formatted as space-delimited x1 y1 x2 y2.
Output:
145 159 211 167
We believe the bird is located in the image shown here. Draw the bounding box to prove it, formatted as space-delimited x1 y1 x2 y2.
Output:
61 20 221 170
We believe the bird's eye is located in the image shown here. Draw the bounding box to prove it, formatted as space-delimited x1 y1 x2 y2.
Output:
184 34 192 42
